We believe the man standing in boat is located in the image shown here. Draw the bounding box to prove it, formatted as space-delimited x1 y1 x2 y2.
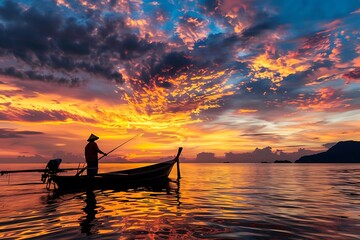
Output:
85 134 107 176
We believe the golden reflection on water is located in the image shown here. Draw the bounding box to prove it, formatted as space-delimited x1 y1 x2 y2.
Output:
1 163 360 239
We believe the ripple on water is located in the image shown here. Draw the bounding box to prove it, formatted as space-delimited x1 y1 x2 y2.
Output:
1 163 360 239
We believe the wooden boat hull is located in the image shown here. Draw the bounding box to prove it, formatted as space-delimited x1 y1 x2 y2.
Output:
51 155 180 190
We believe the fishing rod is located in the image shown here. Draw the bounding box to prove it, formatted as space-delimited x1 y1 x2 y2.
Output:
76 133 143 176
99 133 142 161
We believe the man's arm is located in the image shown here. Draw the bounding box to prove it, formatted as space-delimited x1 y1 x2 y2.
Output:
95 143 107 156
99 149 107 156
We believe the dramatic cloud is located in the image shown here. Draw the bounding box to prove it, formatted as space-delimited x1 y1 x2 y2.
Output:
224 147 321 163
194 147 321 163
0 128 43 138
0 0 359 161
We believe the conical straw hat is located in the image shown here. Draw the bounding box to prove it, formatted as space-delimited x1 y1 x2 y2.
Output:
87 133 99 141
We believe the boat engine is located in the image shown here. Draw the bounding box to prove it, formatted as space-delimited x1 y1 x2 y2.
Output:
41 158 62 188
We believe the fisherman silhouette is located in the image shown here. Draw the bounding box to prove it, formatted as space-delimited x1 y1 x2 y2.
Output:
85 134 107 176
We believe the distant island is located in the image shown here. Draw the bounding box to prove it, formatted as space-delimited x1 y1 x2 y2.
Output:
274 160 292 163
2 140 359 163
295 140 360 163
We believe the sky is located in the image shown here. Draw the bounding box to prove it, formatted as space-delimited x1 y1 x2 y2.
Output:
0 0 359 162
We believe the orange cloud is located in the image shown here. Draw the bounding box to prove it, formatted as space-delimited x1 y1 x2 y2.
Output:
248 44 311 85
237 109 258 113
56 0 71 8
287 87 350 111
176 16 210 49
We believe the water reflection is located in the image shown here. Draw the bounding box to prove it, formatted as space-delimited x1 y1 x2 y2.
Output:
2 164 360 239
61 180 182 236
80 188 98 235
330 168 360 201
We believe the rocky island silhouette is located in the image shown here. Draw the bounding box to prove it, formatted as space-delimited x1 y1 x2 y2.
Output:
295 140 360 163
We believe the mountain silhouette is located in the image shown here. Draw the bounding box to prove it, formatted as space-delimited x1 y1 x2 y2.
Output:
295 140 360 163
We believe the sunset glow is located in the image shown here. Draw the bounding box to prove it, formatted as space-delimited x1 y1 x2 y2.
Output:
0 0 359 162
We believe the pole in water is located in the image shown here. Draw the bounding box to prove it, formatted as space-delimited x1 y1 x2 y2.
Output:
176 147 183 180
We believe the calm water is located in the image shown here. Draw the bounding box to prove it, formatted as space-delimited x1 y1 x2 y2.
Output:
0 163 360 239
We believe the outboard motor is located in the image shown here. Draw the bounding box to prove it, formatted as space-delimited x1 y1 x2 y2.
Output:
41 159 62 188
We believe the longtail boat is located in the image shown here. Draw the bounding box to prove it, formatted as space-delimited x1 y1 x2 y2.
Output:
0 148 183 191
52 147 182 190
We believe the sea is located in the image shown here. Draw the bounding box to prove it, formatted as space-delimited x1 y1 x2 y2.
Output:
0 163 360 239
